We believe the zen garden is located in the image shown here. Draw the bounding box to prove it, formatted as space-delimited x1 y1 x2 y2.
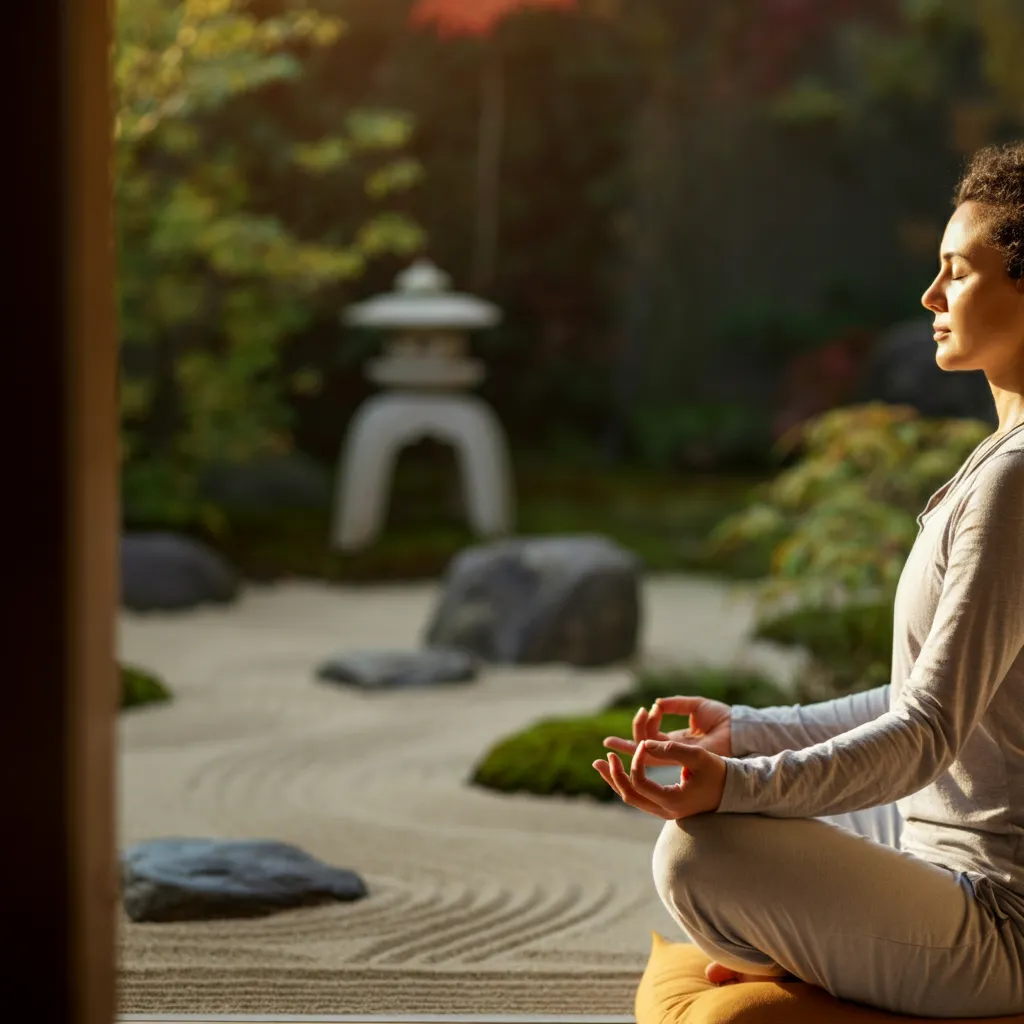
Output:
114 0 1024 1018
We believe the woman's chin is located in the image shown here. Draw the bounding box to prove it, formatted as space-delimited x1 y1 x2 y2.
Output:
934 342 960 370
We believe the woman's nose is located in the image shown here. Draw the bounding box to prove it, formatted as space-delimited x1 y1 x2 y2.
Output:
921 276 946 313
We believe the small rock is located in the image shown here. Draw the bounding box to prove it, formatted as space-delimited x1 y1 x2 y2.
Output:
425 534 642 667
316 648 479 690
121 838 367 923
121 533 239 612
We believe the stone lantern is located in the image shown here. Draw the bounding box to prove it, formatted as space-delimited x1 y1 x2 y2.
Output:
331 258 516 551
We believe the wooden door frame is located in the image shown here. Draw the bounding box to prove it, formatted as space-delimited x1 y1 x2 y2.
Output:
11 1 118 1023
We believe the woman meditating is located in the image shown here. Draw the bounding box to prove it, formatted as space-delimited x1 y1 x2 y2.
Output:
593 141 1024 1019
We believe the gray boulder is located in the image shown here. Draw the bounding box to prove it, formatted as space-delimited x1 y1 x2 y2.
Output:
854 318 997 424
317 648 479 690
425 535 642 667
121 838 367 923
121 533 239 612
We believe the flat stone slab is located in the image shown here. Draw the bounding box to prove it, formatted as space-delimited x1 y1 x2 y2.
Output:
121 838 367 922
316 648 479 690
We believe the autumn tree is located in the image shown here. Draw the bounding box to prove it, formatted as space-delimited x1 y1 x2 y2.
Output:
117 0 424 527
409 0 578 292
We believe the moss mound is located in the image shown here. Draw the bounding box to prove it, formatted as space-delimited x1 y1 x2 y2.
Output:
121 664 172 710
472 666 788 801
471 710 640 803
605 664 788 713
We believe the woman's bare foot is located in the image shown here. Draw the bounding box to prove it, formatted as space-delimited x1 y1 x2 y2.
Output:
704 960 773 985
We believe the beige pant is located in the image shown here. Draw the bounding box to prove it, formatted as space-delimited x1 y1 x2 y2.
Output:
652 804 1024 1017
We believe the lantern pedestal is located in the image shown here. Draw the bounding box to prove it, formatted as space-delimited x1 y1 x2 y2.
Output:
331 392 514 552
331 258 515 552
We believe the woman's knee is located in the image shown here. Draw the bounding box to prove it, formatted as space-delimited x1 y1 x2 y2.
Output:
652 812 810 901
651 816 782 965
652 813 736 900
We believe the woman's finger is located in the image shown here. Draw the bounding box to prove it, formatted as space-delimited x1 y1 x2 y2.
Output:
603 736 636 755
598 755 673 818
654 696 703 716
636 707 663 746
593 756 629 803
632 706 649 745
644 739 707 766
603 735 678 767
648 701 663 736
629 741 704 812
598 753 671 815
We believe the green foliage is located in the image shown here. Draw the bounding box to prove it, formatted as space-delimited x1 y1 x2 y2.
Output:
754 601 893 698
117 0 424 528
706 402 991 696
472 712 635 802
471 664 786 801
604 664 788 712
975 0 1024 115
121 663 173 709
707 403 991 613
769 2 1024 138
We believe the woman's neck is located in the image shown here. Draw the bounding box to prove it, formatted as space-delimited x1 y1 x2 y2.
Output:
988 381 1024 436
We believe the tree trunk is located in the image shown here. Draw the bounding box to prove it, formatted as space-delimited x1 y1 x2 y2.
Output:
473 41 505 293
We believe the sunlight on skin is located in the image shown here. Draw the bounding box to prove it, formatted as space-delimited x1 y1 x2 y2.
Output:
921 200 1024 432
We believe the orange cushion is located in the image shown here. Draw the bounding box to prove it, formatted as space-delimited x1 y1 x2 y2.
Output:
635 931 1024 1024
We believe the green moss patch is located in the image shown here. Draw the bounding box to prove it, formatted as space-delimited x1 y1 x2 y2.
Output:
605 664 788 713
471 711 642 803
121 664 172 710
472 665 788 801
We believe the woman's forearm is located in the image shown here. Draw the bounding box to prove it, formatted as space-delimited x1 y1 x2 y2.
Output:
730 685 891 757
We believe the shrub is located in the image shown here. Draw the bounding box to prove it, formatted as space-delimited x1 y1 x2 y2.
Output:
472 665 788 801
754 602 893 698
705 402 990 699
604 664 788 712
122 664 172 710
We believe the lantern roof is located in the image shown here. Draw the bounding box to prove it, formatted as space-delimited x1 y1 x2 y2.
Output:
344 259 502 330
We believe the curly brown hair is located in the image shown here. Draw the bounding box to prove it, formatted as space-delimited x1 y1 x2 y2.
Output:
953 141 1024 281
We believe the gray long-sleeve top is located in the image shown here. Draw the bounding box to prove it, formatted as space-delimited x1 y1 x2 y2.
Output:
717 424 1024 925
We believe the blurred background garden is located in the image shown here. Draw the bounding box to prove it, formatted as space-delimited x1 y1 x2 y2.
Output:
117 0 1024 709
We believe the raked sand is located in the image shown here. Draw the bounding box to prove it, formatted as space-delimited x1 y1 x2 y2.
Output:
116 574 806 1016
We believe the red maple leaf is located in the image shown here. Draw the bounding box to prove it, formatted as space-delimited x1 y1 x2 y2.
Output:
410 0 577 38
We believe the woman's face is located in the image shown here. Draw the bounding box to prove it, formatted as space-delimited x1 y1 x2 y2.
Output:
921 200 1024 379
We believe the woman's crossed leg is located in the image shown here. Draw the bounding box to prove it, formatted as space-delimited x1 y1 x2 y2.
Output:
652 807 1022 1017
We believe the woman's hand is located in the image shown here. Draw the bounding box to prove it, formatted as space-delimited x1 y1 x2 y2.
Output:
602 695 733 765
592 735 727 820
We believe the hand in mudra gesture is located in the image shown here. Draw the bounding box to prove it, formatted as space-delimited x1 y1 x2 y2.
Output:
592 696 731 820
605 695 733 761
